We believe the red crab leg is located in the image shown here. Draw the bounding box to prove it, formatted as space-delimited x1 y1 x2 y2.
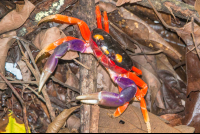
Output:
95 6 109 33
35 36 79 62
96 5 103 29
38 39 92 93
38 14 91 42
132 66 142 76
103 11 109 33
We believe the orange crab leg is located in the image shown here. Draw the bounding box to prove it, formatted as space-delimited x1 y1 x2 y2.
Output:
103 11 109 33
132 66 142 76
96 6 109 33
123 71 150 132
96 5 103 29
35 36 80 62
38 14 91 42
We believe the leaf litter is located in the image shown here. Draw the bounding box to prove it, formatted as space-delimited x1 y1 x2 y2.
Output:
0 0 199 133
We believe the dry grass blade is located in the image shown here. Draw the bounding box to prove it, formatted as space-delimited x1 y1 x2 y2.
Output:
46 106 81 133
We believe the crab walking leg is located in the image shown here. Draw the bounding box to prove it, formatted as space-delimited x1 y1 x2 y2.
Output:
122 72 151 133
76 75 137 108
35 36 80 62
38 39 92 93
96 5 103 29
38 15 91 42
103 11 109 33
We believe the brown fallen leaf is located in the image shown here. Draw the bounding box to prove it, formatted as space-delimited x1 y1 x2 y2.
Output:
33 27 79 61
116 0 141 6
17 59 31 81
46 106 80 133
0 0 35 34
99 105 194 133
0 31 16 89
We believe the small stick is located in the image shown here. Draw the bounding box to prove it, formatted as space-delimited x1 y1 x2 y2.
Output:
51 76 80 93
73 58 90 70
0 72 29 133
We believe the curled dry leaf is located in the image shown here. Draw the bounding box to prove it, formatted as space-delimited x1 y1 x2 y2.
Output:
99 105 194 133
116 0 142 6
17 59 31 81
175 22 200 53
0 31 16 89
46 106 80 133
0 0 35 34
157 70 186 115
66 115 81 132
33 27 78 61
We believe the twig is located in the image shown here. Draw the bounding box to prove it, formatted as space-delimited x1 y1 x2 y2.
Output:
17 40 39 81
0 72 29 133
51 76 80 93
0 80 38 85
17 39 55 121
19 40 40 80
127 50 163 56
23 84 46 103
73 58 90 70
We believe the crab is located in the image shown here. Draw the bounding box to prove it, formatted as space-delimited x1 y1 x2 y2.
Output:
36 6 151 133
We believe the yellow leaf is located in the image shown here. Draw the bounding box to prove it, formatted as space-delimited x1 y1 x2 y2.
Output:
0 111 30 133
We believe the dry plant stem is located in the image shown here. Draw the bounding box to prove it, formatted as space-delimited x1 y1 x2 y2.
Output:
18 40 55 121
19 40 40 81
42 86 55 120
191 17 200 59
0 80 38 85
73 0 97 132
17 40 39 81
0 72 29 133
51 76 80 93
23 84 46 103
73 59 90 70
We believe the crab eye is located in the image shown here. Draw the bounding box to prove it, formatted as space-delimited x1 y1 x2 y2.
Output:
93 34 104 40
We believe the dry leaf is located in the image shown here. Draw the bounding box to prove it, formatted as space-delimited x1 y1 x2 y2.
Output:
99 105 194 133
66 115 80 132
17 60 31 81
46 106 80 133
33 27 79 61
0 31 16 89
0 0 35 34
116 0 141 6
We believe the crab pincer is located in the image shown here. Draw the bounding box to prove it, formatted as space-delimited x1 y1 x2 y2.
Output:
76 76 137 107
38 39 89 93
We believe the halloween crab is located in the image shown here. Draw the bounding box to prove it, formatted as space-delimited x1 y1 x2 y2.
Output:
36 6 151 133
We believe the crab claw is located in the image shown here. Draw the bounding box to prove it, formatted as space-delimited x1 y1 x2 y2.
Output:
38 53 58 93
76 85 137 107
